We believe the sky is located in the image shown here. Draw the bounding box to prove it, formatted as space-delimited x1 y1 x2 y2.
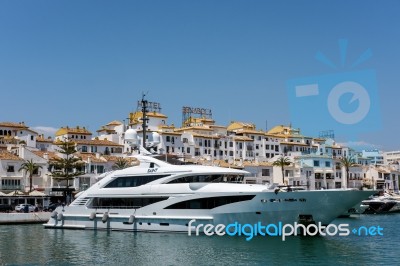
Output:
1 0 399 151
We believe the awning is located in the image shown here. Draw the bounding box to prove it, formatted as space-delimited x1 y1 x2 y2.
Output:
6 190 25 196
29 190 47 196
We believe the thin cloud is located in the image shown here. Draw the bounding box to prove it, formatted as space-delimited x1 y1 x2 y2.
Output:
338 141 382 151
31 126 58 137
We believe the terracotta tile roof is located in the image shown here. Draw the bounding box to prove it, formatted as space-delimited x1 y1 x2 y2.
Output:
106 120 123 126
227 122 256 131
129 111 168 125
175 126 214 132
0 150 23 161
192 133 222 139
55 126 92 136
31 151 59 160
232 136 253 142
158 131 182 136
73 139 123 147
36 135 54 143
235 129 266 135
78 153 107 163
211 160 244 169
102 155 138 164
0 122 28 129
96 127 117 133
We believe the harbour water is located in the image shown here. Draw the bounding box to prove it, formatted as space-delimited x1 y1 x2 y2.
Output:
0 214 399 265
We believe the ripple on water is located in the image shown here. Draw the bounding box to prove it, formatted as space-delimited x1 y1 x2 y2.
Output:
0 214 399 265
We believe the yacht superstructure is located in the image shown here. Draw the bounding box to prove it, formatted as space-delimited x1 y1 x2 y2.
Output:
44 155 374 232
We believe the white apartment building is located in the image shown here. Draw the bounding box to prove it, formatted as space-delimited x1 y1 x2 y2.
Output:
0 122 38 149
383 150 400 165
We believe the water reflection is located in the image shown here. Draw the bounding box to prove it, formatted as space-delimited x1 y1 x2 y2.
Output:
0 214 399 265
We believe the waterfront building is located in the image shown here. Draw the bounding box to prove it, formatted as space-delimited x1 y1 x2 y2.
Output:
361 149 384 165
55 126 92 142
36 135 55 152
0 122 38 149
0 150 24 192
2 101 400 195
383 150 400 165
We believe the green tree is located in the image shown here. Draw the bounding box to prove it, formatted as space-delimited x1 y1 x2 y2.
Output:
50 139 84 203
19 159 42 192
273 156 292 185
340 156 356 188
112 157 130 170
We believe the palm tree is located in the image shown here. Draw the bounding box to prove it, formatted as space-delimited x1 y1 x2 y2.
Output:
273 156 292 185
19 159 42 192
112 157 130 170
340 156 356 188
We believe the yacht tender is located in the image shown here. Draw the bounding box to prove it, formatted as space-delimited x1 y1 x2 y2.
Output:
44 155 375 232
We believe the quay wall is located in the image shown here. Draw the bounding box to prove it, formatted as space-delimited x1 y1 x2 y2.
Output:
0 212 50 224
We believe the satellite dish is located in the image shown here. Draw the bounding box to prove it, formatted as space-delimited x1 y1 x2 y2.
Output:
125 129 138 146
152 132 160 145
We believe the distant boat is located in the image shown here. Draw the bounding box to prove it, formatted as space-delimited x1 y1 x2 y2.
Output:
362 193 400 214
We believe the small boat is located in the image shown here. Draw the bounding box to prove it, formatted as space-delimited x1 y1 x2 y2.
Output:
362 193 400 214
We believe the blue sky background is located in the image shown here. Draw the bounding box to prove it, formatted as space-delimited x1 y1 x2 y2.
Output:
1 0 399 151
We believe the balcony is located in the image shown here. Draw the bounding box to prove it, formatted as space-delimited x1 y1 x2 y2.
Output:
1 185 23 191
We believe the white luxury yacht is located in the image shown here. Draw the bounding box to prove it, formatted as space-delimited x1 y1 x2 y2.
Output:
361 192 400 214
44 155 375 232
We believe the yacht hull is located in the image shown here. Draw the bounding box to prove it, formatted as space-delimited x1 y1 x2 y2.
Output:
44 189 374 233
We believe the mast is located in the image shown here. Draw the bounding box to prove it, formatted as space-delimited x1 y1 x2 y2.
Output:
141 93 149 150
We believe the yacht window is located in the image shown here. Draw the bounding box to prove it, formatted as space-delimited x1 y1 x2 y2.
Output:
91 197 168 209
104 175 170 188
166 174 244 184
164 195 255 209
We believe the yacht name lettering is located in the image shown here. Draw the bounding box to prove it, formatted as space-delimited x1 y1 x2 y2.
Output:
148 168 158 173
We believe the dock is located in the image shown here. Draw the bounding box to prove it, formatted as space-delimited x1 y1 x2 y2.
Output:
0 212 51 224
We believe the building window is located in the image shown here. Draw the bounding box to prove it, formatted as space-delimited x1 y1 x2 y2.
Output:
187 147 190 153
325 161 331 167
82 146 88 152
262 169 270 176
166 136 171 142
314 160 320 167
7 165 15 172
229 142 233 147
